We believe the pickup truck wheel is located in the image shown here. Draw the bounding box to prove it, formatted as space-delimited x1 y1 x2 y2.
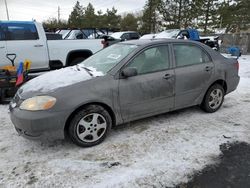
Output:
201 84 224 113
69 57 86 66
68 105 112 147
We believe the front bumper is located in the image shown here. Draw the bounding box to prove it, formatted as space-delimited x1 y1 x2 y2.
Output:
9 105 69 140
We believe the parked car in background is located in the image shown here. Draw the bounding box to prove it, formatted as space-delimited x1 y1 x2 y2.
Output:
155 29 220 51
0 21 103 72
56 29 113 40
10 39 240 147
110 31 140 41
140 33 156 40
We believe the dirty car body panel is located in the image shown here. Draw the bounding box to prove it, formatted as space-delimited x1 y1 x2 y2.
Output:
9 39 240 141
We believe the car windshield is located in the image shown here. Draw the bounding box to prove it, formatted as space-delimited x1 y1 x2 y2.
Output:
80 43 138 74
155 29 180 39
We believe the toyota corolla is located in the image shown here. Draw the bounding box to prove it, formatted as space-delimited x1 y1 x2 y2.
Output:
9 39 240 147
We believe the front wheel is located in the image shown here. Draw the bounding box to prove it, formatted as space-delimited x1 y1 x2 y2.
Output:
68 105 112 147
201 84 225 113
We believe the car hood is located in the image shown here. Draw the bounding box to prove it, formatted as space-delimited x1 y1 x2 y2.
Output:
20 65 104 97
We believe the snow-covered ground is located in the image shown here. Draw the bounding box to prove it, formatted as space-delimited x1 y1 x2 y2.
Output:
0 55 250 188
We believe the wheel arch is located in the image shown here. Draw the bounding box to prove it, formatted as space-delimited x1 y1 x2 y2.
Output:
201 79 227 105
66 50 93 66
209 79 227 94
64 102 116 137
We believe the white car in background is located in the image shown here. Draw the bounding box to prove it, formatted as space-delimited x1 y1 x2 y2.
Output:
140 33 156 40
110 31 140 41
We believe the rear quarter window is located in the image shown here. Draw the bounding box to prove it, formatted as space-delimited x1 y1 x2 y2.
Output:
5 23 39 40
130 32 140 39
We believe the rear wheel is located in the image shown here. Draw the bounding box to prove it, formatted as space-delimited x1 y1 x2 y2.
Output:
201 84 225 113
68 105 112 147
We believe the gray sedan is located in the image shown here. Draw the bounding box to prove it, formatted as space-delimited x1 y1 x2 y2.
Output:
9 39 240 147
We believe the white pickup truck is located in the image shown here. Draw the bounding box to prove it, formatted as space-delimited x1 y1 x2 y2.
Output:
0 21 103 72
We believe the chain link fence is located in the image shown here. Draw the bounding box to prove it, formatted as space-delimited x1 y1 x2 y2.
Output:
218 33 250 54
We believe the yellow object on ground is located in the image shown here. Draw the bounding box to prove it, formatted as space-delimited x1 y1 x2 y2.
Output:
0 65 16 72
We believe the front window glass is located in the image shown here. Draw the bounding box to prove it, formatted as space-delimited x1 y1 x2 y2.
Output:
127 45 170 74
80 44 138 74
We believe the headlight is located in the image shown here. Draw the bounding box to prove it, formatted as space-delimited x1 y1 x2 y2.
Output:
20 96 56 111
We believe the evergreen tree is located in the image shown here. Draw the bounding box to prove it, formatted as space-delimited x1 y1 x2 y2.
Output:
140 0 161 34
120 13 138 31
83 3 97 28
197 0 219 33
43 18 68 31
158 0 202 29
233 0 250 32
103 7 121 29
96 10 105 28
68 1 84 27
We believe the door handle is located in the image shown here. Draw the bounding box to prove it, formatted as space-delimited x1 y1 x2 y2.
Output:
0 46 5 49
205 66 213 71
163 74 173 80
34 44 44 47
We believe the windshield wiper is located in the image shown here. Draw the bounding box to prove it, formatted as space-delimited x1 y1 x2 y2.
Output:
76 65 93 76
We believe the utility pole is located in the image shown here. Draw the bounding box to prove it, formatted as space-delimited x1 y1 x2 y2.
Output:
4 0 10 20
58 6 60 23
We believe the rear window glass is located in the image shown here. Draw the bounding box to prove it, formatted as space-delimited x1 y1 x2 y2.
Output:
4 23 39 40
173 44 211 67
130 33 140 39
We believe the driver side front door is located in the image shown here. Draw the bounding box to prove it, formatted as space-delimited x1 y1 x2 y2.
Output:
118 45 175 122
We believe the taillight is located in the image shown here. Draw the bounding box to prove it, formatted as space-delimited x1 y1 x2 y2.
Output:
235 61 239 70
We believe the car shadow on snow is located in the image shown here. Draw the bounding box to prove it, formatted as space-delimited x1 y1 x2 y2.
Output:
113 105 202 131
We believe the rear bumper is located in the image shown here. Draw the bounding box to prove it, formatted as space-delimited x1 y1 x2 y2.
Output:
9 106 69 140
226 75 240 94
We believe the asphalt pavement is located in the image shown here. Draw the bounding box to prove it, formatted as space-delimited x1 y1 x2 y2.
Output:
175 142 250 188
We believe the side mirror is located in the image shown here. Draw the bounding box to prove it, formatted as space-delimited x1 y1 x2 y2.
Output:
121 67 138 78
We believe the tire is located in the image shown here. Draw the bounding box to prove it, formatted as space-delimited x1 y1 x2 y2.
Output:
69 57 86 66
68 105 112 147
201 84 225 113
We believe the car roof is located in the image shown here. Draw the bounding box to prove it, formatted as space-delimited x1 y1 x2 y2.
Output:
0 21 35 24
112 31 138 34
122 38 203 46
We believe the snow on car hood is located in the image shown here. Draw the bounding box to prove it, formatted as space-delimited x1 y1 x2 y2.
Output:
21 65 104 93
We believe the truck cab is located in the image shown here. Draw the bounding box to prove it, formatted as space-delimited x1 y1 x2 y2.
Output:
0 21 103 72
0 21 50 70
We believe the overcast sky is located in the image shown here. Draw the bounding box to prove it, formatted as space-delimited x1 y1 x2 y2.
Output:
0 0 146 22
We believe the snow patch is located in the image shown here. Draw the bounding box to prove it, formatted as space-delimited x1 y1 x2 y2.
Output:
21 65 103 93
0 55 250 187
